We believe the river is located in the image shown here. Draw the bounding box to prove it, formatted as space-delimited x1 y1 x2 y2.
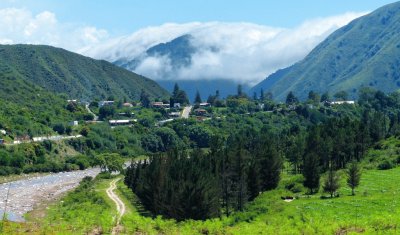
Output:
0 168 100 222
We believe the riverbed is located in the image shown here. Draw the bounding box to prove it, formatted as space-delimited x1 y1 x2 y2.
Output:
0 168 100 222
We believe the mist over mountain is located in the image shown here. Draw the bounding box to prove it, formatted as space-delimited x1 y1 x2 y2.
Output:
251 2 400 101
82 16 364 99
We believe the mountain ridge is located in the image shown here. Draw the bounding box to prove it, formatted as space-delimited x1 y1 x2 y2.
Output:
0 44 169 101
251 1 400 100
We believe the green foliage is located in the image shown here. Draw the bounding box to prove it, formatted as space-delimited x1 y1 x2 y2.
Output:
251 2 400 100
0 44 168 101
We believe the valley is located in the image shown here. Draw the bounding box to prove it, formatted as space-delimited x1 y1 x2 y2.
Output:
1 1 400 234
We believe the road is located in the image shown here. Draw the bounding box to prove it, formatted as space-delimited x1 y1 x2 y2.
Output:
86 104 99 121
181 106 192 119
107 178 126 235
0 168 100 222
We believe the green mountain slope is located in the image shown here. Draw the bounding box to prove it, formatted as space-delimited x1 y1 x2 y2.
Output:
0 44 169 100
251 1 400 100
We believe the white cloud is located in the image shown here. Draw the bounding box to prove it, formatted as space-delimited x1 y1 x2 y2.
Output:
0 8 109 51
83 12 367 85
0 7 367 86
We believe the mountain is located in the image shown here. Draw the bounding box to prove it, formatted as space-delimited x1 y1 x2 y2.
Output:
251 2 400 101
115 34 196 71
112 34 245 100
0 44 169 101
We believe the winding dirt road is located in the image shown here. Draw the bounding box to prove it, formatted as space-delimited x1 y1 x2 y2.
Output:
106 178 126 234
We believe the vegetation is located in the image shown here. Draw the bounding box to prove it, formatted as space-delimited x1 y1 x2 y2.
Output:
251 1 400 100
0 44 169 100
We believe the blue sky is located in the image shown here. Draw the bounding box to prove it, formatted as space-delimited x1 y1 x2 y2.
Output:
0 0 397 35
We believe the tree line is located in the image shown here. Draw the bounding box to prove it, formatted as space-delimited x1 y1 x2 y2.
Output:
125 129 282 220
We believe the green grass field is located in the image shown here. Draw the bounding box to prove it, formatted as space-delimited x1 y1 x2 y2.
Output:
2 166 400 234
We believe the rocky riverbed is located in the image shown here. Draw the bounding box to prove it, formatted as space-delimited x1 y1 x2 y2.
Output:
0 168 100 222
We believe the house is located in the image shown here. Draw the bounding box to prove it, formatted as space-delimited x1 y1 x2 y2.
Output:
157 119 174 126
173 103 181 109
69 121 79 126
199 102 211 107
169 112 181 118
194 108 207 116
67 99 77 103
123 102 133 108
109 120 132 126
152 102 170 108
0 129 6 135
99 101 115 107
329 101 355 105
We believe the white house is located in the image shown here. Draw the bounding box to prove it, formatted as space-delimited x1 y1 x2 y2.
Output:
99 101 115 107
330 101 355 105
0 129 6 135
69 121 79 126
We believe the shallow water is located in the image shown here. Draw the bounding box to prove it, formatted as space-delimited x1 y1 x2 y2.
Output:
0 168 100 222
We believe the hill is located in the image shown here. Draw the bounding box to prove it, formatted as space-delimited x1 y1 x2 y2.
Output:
113 35 247 100
251 2 400 100
0 44 169 101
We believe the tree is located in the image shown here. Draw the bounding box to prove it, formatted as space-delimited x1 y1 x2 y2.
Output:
237 84 243 97
140 89 151 108
286 91 298 105
194 90 202 104
334 90 349 101
320 92 330 102
260 88 265 101
95 153 124 173
308 91 320 104
303 152 320 194
323 168 340 198
346 161 361 195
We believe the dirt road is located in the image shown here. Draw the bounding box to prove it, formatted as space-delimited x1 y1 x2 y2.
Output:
107 178 126 234
181 106 192 119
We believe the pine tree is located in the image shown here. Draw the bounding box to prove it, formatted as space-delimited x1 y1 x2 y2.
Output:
260 88 265 101
303 152 320 194
194 90 202 104
347 161 361 195
140 89 151 108
286 91 298 105
323 167 340 198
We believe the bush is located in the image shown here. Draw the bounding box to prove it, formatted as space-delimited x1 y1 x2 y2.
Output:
378 159 395 170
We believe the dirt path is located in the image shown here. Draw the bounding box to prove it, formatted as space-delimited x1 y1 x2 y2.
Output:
181 106 192 119
106 178 126 234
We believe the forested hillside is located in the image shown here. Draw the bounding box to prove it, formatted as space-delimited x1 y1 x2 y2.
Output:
251 1 400 100
0 44 169 101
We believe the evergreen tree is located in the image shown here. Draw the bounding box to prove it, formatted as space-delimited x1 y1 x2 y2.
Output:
346 161 361 195
286 91 298 105
320 92 330 102
303 152 320 194
194 90 202 104
323 167 340 198
260 88 265 101
237 84 243 97
140 89 151 108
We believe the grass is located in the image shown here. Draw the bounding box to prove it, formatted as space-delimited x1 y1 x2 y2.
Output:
4 166 400 234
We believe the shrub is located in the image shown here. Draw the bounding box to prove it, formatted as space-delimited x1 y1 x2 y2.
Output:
378 159 394 170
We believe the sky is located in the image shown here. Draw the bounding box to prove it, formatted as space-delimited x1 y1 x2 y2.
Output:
0 0 398 84
0 0 396 35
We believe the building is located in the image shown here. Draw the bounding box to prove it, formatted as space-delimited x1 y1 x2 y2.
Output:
123 102 133 108
169 112 181 118
152 102 170 108
194 108 207 116
199 102 211 107
0 129 6 135
329 101 355 105
0 139 4 144
99 101 115 107
173 103 181 109
109 120 132 126
69 121 79 126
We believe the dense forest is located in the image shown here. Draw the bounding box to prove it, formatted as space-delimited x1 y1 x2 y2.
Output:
125 87 400 220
